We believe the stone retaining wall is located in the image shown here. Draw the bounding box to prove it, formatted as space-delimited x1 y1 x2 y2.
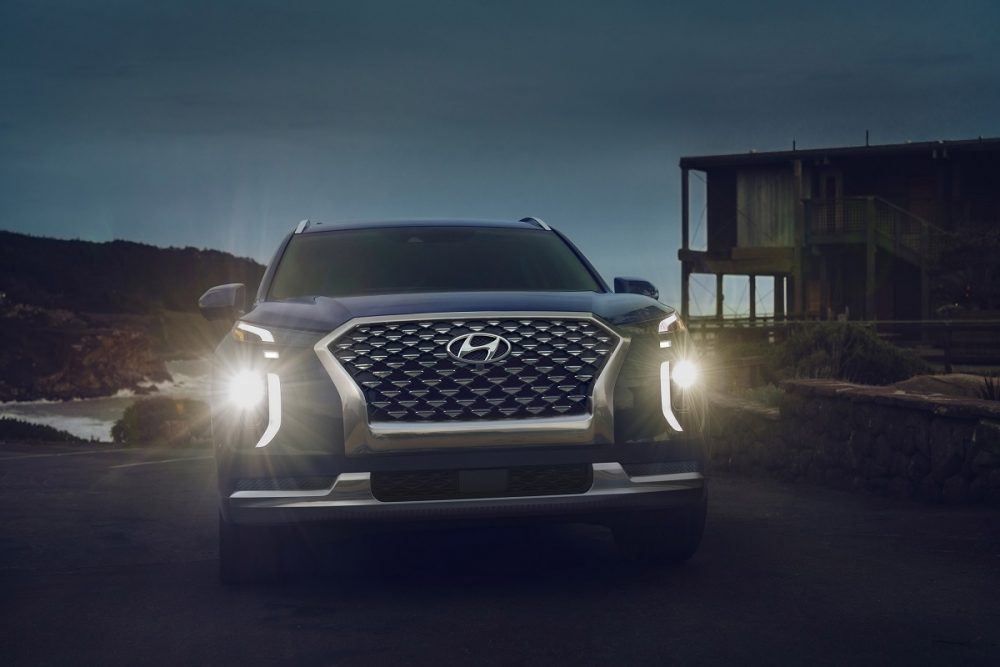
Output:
708 379 1000 505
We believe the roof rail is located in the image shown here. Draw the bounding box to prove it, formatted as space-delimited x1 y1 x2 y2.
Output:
294 219 311 234
519 216 551 231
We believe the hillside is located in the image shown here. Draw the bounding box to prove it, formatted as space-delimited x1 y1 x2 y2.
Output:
0 231 264 314
0 231 265 401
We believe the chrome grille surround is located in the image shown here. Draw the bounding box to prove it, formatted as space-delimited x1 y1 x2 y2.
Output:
331 317 618 422
314 312 630 457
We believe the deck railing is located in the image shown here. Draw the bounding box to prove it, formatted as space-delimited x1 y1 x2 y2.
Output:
804 196 948 262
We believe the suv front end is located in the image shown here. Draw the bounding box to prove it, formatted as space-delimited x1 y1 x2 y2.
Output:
201 220 707 582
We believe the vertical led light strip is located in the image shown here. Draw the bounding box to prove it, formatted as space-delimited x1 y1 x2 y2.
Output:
255 373 282 447
660 362 684 432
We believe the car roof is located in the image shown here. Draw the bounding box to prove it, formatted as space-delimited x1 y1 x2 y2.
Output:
299 219 546 234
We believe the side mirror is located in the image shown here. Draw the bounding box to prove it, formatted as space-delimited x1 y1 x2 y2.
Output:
614 277 659 300
198 283 246 322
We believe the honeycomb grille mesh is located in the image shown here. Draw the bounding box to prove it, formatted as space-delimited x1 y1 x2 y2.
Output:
331 317 618 422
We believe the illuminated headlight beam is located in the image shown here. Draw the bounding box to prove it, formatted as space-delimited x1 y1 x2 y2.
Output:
227 370 266 408
672 359 698 390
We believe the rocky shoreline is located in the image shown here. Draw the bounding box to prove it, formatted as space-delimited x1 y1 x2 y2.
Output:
0 302 171 402
0 230 261 404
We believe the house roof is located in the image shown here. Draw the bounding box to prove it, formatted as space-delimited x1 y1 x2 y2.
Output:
679 136 1000 170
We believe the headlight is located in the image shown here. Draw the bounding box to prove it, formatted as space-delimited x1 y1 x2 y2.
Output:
658 313 683 348
672 359 698 389
222 322 293 448
233 321 274 343
227 370 266 409
657 313 679 335
224 369 282 447
232 321 281 359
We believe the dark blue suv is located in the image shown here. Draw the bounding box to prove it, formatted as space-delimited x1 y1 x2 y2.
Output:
200 218 706 582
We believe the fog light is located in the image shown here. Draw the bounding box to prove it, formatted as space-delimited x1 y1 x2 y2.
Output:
228 370 265 409
672 360 698 389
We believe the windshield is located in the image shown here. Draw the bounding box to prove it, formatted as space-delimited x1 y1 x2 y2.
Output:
267 226 603 299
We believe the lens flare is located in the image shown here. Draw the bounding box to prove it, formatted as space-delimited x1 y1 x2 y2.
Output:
227 370 266 408
672 360 698 389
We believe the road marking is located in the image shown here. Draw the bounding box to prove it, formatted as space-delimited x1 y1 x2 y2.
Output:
0 448 122 461
110 455 213 469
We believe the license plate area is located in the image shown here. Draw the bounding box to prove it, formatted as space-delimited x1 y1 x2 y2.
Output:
458 469 509 495
370 464 593 502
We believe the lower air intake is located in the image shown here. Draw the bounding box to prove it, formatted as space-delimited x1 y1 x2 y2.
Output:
371 464 594 502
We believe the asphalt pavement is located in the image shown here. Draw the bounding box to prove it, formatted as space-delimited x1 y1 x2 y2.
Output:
1 442 998 666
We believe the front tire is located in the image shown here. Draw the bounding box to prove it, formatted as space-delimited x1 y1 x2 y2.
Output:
218 513 282 584
612 498 707 565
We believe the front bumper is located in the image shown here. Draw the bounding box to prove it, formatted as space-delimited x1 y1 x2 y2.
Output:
224 462 704 526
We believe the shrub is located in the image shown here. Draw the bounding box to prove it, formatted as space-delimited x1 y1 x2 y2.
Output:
0 417 84 443
981 375 1000 402
738 384 785 407
111 397 210 446
771 322 930 385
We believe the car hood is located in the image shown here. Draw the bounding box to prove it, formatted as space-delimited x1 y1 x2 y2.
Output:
241 291 672 333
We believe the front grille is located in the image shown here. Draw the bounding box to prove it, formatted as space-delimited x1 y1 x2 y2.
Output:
371 464 594 502
331 317 618 422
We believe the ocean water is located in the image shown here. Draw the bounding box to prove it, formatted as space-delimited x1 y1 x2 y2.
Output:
0 359 210 442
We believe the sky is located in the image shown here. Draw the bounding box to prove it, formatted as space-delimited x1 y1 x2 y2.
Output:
2 0 998 310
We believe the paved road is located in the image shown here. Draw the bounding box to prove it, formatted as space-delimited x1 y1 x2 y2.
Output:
1 442 998 666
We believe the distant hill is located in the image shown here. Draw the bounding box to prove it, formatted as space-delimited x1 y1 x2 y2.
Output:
0 231 266 401
0 231 264 314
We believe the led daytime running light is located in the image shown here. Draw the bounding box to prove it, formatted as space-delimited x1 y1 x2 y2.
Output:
235 321 274 343
657 313 679 334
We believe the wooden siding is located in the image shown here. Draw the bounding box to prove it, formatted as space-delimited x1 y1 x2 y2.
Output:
736 168 795 247
706 170 737 252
